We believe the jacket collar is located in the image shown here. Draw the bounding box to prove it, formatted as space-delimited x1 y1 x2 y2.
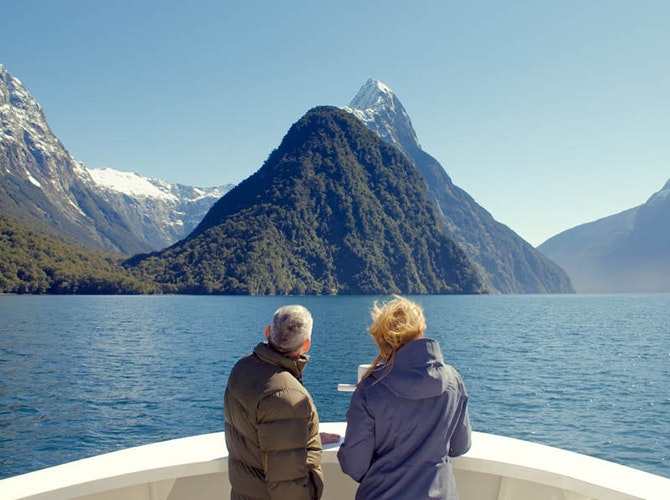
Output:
253 342 309 380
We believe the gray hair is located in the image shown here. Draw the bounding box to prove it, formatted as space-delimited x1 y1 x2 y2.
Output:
269 305 313 354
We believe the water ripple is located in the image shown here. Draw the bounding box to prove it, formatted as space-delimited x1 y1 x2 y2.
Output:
1 294 669 480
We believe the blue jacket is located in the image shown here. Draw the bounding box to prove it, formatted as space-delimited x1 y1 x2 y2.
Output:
337 338 471 499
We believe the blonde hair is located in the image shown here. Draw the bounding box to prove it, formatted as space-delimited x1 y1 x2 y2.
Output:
362 295 426 381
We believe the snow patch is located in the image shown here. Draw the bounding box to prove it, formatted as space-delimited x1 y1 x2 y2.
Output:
88 167 178 202
342 106 378 126
67 197 86 217
72 161 88 175
348 79 396 112
25 170 41 187
343 78 421 151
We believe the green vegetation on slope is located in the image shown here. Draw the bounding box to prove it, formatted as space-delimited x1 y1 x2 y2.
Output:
0 214 158 294
2 107 487 296
129 107 485 295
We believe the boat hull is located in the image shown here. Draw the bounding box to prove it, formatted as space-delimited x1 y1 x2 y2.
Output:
1 423 668 500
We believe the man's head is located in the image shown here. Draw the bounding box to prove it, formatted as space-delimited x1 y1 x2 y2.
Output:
265 305 313 356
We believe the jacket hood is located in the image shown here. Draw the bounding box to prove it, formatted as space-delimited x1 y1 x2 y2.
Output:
253 342 309 381
372 338 451 400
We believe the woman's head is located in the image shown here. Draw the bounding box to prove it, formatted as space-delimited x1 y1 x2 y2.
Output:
369 295 426 357
363 296 426 380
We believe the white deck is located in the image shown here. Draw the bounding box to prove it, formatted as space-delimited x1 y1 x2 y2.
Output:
1 423 669 500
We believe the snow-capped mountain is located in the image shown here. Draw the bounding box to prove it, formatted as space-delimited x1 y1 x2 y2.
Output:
344 79 573 293
86 167 232 251
1 63 230 253
1 63 139 252
344 80 421 150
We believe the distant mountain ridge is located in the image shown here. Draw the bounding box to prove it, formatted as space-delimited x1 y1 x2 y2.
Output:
131 106 485 295
0 64 230 253
1 63 579 295
344 79 573 293
1 64 141 252
539 179 670 292
86 167 231 250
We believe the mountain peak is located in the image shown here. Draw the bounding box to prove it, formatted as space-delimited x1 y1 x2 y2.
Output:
645 178 670 207
343 79 574 294
1 64 232 253
343 79 421 152
144 105 484 295
1 64 57 152
348 78 396 110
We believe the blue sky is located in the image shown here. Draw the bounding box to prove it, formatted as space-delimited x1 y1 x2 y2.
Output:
1 1 668 246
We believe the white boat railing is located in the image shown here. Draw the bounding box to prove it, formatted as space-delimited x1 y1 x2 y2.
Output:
1 423 669 500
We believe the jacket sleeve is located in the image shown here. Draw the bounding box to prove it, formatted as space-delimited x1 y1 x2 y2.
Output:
337 386 375 482
257 387 322 499
448 396 472 457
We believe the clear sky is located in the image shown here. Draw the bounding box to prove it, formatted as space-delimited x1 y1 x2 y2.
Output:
1 1 668 246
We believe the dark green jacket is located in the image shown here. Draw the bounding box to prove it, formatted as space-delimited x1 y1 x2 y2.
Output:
224 342 324 499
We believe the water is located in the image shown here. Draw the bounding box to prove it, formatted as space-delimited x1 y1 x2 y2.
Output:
0 294 668 480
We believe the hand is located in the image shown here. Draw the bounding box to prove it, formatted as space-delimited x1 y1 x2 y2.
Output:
319 432 341 444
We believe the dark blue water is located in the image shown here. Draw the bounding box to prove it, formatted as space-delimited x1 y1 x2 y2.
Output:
1 294 668 480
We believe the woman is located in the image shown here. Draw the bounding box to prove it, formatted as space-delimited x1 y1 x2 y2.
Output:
337 296 472 499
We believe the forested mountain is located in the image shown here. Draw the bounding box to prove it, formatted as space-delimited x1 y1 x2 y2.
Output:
0 214 156 294
129 106 485 295
344 79 573 294
539 179 670 292
0 64 229 253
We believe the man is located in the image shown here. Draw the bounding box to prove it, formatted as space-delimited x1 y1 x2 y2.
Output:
224 305 325 499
